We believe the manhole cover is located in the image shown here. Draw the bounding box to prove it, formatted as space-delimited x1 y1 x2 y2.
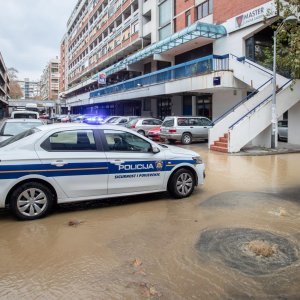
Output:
196 228 299 275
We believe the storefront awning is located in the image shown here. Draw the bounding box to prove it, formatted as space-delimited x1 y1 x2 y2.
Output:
95 21 227 77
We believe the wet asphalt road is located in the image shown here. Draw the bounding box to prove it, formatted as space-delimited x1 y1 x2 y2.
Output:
0 141 299 299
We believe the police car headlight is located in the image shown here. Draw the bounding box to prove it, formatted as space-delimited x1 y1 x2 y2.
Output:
192 156 203 164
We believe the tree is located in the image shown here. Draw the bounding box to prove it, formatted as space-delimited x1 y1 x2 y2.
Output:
274 0 300 79
7 67 23 99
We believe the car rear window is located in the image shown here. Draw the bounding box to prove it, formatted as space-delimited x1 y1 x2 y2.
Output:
127 118 139 125
107 117 119 123
13 113 38 119
0 128 41 148
162 118 174 127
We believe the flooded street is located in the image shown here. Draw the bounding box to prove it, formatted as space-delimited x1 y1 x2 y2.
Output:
0 145 299 299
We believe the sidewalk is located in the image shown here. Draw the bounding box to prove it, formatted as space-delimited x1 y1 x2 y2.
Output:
235 142 300 156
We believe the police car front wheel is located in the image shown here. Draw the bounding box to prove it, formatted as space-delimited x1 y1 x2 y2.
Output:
168 168 195 198
10 182 54 220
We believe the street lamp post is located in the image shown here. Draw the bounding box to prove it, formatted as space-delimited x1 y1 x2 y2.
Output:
271 16 297 149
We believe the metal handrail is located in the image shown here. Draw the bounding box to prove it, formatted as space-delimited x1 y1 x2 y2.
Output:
213 78 273 124
230 53 273 76
229 79 292 130
90 54 229 98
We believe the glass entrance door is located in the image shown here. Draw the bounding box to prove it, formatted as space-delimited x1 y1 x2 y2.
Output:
157 98 171 120
196 94 212 119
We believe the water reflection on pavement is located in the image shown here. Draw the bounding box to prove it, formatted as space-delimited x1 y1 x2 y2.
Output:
0 143 299 299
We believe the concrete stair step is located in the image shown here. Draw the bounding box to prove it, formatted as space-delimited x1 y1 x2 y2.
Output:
219 137 228 143
214 141 228 148
210 145 228 153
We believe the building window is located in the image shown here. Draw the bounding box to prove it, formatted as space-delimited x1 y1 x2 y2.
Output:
131 21 139 34
185 10 191 26
159 0 172 40
159 0 171 27
159 24 171 40
196 0 213 20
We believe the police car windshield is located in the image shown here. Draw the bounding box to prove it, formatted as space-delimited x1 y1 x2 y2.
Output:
0 128 41 148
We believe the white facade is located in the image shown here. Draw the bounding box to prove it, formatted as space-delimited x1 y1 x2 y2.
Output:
17 78 41 99
40 58 60 101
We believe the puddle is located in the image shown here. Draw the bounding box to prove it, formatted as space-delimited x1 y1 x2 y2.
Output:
0 146 299 298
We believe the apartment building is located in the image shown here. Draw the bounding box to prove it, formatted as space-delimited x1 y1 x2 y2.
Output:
61 0 300 151
17 78 41 99
41 57 60 101
0 51 10 118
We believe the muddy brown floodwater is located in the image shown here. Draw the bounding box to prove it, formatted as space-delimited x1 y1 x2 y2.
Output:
0 144 300 299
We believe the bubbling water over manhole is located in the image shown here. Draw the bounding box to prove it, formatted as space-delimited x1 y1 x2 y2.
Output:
196 228 299 275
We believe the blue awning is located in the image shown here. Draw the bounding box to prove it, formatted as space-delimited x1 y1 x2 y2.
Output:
93 21 227 78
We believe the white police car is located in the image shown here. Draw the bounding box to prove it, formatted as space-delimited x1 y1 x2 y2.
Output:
0 124 205 220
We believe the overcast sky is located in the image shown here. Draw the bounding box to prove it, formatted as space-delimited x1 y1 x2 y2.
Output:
0 0 77 81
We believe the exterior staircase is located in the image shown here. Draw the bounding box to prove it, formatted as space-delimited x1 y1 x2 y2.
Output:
209 55 299 153
210 134 228 153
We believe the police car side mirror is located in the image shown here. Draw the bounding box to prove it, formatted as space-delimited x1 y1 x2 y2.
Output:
152 146 160 154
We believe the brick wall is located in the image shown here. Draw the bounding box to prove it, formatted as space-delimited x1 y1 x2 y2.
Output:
214 0 270 24
174 0 196 32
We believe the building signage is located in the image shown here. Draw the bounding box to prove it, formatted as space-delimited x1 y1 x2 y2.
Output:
226 1 277 33
98 72 106 85
213 76 221 86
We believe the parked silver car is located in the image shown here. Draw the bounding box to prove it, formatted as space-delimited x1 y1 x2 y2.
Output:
159 116 213 144
126 118 162 136
102 116 122 124
110 116 138 126
278 120 288 141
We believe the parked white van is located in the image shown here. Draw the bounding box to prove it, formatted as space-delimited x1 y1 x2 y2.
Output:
11 110 40 119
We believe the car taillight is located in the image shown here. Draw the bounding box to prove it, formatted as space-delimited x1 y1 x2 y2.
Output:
169 129 176 133
131 125 136 128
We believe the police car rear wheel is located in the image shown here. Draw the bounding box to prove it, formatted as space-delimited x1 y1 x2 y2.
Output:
10 182 54 220
169 168 195 198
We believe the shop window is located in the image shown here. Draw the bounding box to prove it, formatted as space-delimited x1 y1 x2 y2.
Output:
157 98 171 120
183 96 192 116
143 99 151 111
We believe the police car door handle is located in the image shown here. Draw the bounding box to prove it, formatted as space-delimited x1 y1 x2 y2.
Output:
111 160 125 165
51 160 68 167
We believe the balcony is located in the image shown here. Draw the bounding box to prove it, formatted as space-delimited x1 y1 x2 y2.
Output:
143 21 152 37
90 54 229 99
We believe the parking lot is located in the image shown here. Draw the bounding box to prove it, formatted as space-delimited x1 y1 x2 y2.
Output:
0 140 299 299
